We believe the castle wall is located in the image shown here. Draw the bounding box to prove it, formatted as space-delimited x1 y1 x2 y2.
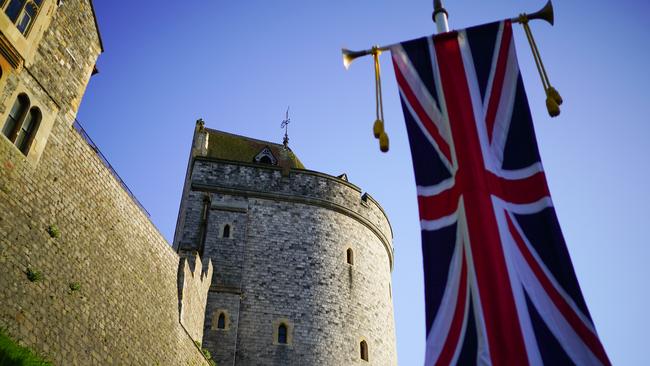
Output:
0 1 210 365
179 253 214 344
0 121 212 366
179 158 397 365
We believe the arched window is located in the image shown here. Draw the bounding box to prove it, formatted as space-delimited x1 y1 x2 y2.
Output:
15 107 40 154
346 248 354 265
3 0 42 35
360 340 369 361
217 313 226 329
3 94 29 140
211 310 229 331
222 224 231 238
277 323 288 344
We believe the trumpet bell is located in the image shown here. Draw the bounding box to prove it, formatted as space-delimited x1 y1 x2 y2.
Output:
517 0 555 26
342 48 372 70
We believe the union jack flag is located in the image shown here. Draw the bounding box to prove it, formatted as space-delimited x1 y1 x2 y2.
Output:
390 20 610 365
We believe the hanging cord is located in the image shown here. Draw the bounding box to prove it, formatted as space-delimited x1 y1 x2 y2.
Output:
372 46 389 152
517 15 563 117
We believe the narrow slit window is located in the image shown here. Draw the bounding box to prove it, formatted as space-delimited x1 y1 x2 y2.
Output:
347 248 354 265
360 340 369 361
278 323 287 344
217 313 226 329
223 224 230 238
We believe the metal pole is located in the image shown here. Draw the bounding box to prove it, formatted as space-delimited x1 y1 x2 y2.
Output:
433 0 450 33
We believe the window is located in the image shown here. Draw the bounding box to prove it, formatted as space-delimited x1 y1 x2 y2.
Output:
15 107 40 154
253 146 278 165
2 93 28 139
259 155 272 164
217 313 226 330
346 248 354 265
211 310 229 331
360 340 369 361
2 94 40 156
277 323 288 344
2 0 43 35
222 224 230 238
273 319 292 345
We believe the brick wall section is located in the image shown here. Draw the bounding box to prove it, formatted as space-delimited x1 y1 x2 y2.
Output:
0 1 210 365
178 157 397 365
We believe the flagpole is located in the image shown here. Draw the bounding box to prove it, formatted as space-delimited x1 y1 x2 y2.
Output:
433 0 450 33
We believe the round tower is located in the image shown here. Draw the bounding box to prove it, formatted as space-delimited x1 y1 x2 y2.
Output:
174 123 396 365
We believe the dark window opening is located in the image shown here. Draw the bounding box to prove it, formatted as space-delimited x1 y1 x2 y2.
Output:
259 155 273 165
223 224 230 238
15 107 40 154
4 0 26 22
2 94 38 156
360 340 368 361
347 248 354 265
3 0 42 35
2 93 29 141
217 313 225 329
278 323 287 344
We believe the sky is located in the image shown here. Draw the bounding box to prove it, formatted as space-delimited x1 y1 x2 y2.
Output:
79 1 650 364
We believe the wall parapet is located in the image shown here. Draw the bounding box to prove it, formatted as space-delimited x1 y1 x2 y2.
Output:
190 157 394 269
72 119 151 218
178 252 214 344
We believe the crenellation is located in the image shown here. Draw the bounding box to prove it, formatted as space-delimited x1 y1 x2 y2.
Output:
178 252 214 344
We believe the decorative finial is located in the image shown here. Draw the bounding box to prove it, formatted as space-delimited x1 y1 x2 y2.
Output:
196 118 205 131
281 106 290 148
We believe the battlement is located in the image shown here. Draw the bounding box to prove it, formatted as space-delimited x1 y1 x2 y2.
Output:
178 252 214 343
190 156 394 269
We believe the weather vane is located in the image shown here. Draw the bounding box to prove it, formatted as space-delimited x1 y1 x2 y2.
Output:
281 106 290 148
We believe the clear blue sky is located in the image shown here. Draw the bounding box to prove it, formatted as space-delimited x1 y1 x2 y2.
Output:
80 1 649 364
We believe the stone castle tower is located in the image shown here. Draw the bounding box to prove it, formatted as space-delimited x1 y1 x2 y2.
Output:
173 121 398 365
0 1 397 365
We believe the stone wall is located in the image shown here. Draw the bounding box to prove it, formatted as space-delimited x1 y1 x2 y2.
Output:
177 156 398 366
179 253 213 344
0 1 211 365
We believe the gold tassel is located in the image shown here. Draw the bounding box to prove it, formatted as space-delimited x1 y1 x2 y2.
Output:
373 119 384 138
379 131 389 152
518 15 563 117
545 94 560 117
372 47 389 152
547 86 563 105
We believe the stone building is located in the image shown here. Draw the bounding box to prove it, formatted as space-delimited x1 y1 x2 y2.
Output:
0 1 213 365
173 123 398 365
0 1 397 365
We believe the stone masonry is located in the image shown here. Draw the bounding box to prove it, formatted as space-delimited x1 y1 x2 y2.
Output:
174 125 398 365
0 1 211 365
